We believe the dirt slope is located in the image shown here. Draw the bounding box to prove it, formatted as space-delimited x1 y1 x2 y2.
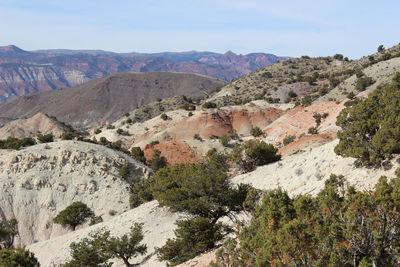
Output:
0 72 225 128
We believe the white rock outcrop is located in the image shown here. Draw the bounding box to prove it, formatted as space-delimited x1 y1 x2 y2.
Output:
232 139 397 196
0 140 150 246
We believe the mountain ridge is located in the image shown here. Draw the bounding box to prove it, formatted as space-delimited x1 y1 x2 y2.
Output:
0 45 288 102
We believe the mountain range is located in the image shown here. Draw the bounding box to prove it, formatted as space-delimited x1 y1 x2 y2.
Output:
0 45 288 102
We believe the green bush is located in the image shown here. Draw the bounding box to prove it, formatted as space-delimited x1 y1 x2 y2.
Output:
130 147 146 164
335 73 400 166
288 90 297 98
232 140 280 172
202 102 217 109
333 53 344 60
218 135 230 147
151 150 167 171
156 217 230 266
180 103 196 111
119 164 131 179
308 126 318 135
283 135 296 146
160 113 169 121
347 91 355 99
37 133 53 143
329 77 340 88
250 126 263 137
0 247 40 267
53 202 95 231
301 95 313 106
0 137 36 150
191 133 201 141
106 124 115 129
151 161 249 221
213 174 400 267
0 219 18 249
152 155 253 265
61 130 90 141
129 177 155 208
355 76 374 92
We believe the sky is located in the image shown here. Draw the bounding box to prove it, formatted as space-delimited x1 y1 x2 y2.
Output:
0 0 399 59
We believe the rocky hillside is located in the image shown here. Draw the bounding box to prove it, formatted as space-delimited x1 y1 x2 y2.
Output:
0 72 224 129
0 45 288 102
2 44 400 267
208 44 400 107
0 140 150 246
92 97 343 166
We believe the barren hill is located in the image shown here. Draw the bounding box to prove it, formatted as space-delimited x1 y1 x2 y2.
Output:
0 72 225 128
0 113 69 139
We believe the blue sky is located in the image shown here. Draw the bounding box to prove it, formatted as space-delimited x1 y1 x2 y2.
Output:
0 0 399 58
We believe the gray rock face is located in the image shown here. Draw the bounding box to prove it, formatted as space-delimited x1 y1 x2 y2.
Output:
0 140 150 246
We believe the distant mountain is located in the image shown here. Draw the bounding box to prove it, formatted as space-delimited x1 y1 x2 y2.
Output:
0 45 288 102
0 72 225 128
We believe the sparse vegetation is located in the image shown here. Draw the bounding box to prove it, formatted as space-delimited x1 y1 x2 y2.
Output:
283 135 296 146
0 247 40 267
218 135 230 147
0 137 36 150
89 216 103 226
37 133 53 143
194 134 202 141
308 126 318 134
180 103 196 111
62 130 90 141
202 102 217 109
